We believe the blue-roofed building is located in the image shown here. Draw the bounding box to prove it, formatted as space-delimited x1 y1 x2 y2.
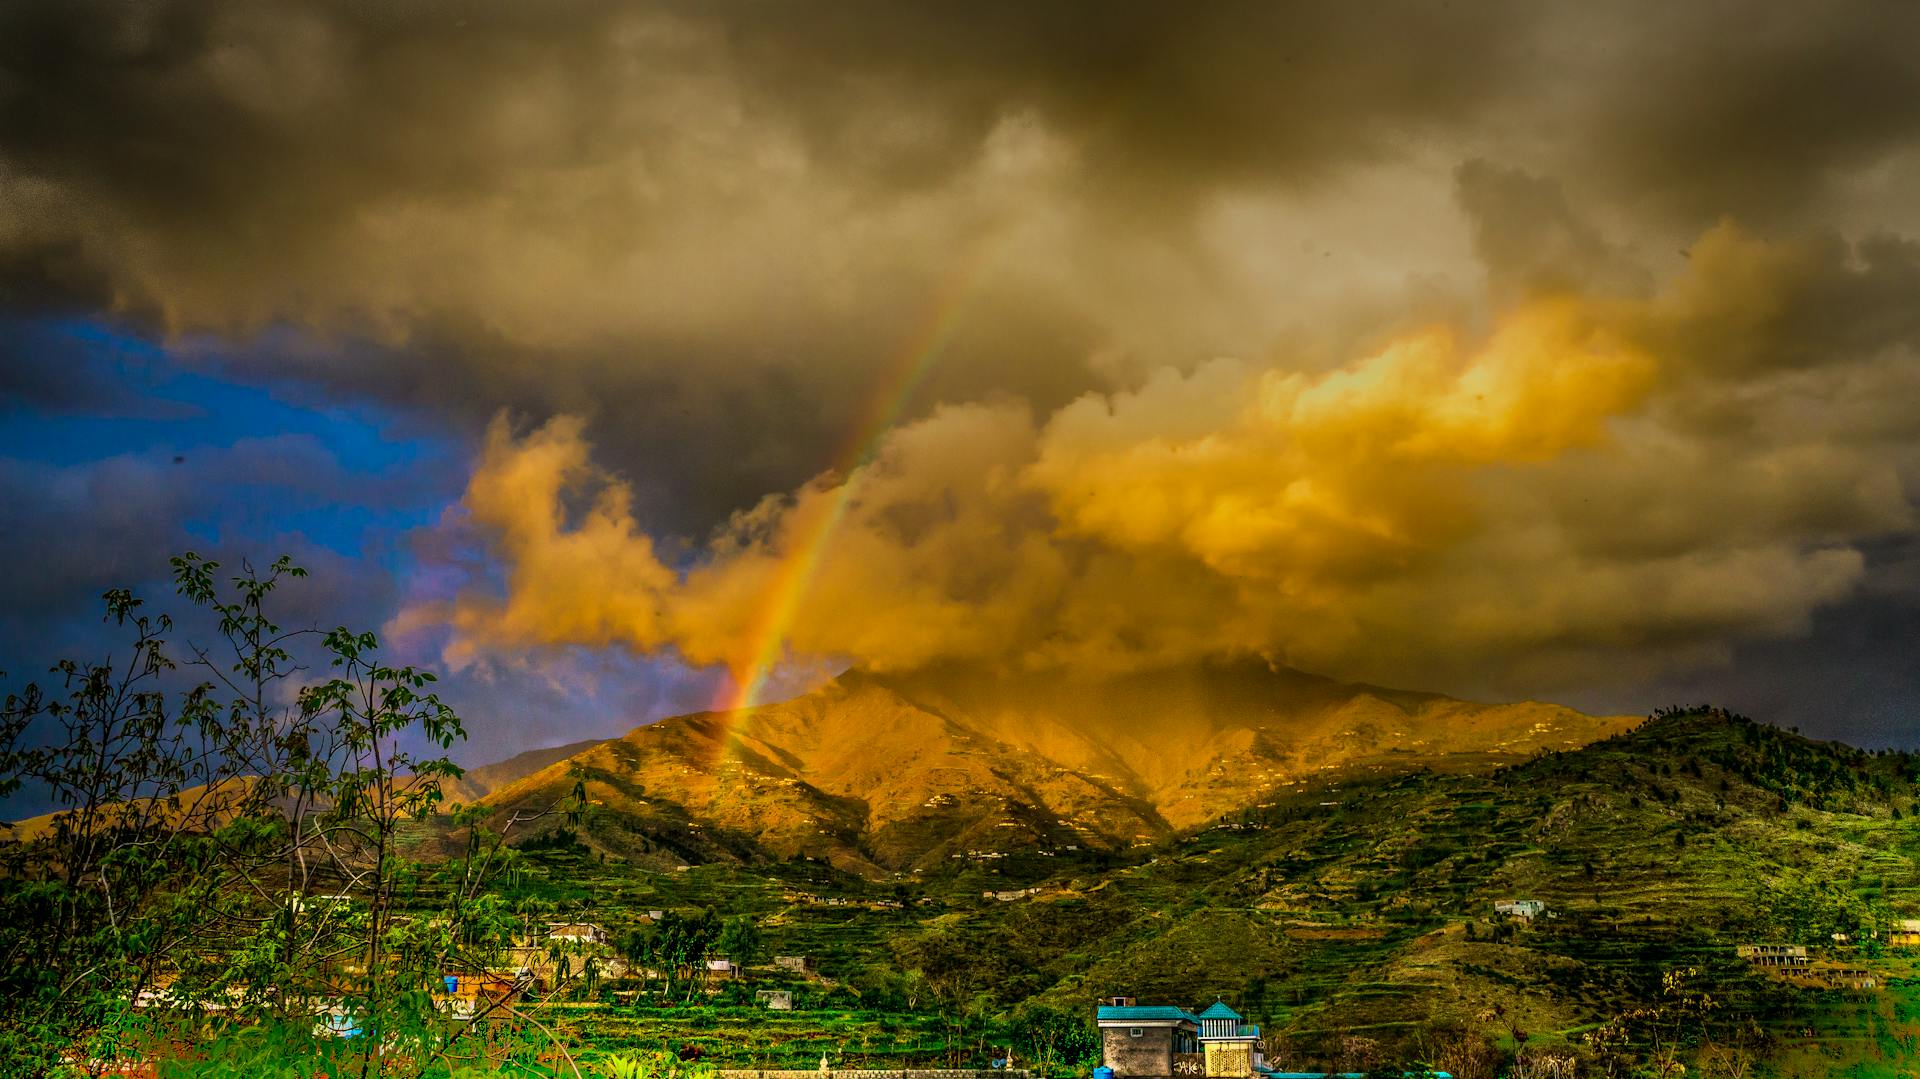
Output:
1096 997 1201 1078
1096 997 1451 1078
1194 1001 1261 1076
1097 998 1450 1079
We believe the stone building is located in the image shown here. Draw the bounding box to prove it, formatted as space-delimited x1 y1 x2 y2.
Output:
1096 999 1201 1078
1493 899 1545 920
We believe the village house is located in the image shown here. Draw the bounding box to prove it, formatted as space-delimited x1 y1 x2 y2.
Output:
436 970 523 1017
132 980 244 1013
773 955 811 973
1096 998 1272 1078
547 921 608 945
1096 998 1201 1078
755 988 794 1010
1097 998 1447 1079
1890 919 1920 947
500 923 627 991
1806 967 1877 990
1195 1001 1262 1077
1737 944 1810 968
1493 899 1546 920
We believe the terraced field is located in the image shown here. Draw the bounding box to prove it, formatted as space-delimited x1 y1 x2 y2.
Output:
413 709 1920 1077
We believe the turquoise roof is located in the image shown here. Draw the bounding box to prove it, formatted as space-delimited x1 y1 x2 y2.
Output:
1197 1001 1244 1021
1097 1005 1199 1024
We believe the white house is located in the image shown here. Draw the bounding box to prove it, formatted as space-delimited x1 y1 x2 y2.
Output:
547 922 608 945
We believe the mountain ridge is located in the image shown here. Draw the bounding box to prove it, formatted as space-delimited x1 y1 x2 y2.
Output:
480 658 1639 873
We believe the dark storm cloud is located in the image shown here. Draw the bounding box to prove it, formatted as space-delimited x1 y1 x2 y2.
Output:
4 1 1920 743
1453 161 1652 299
0 1 1839 511
707 1 1539 191
0 0 1536 225
0 0 1557 524
1561 2 1920 226
4 2 1917 519
1573 536 1920 751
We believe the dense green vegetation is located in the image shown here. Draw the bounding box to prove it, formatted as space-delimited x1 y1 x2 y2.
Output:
469 707 1920 1078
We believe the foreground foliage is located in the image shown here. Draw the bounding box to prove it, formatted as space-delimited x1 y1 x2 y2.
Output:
0 556 573 1077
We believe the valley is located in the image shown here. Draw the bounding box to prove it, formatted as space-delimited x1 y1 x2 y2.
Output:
405 703 1920 1077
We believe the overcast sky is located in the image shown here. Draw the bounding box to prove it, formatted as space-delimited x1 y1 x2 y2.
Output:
3 0 1918 773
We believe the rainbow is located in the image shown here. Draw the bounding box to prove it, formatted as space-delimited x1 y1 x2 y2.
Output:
710 237 1003 721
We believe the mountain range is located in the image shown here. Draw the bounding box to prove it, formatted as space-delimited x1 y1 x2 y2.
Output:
475 659 1636 873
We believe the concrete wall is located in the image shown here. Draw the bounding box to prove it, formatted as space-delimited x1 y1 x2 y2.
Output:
1102 1025 1176 1078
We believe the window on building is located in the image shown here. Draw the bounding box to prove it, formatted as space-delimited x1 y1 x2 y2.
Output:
1129 1027 1145 1038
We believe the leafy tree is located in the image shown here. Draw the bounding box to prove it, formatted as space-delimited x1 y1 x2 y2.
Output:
0 555 570 1076
716 914 764 975
633 909 721 1001
0 564 311 1069
1009 1002 1100 1073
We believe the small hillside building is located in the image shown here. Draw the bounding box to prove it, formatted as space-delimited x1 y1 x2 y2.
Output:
1099 997 1447 1079
1891 920 1920 947
1494 899 1545 920
1096 1001 1201 1078
1811 967 1877 990
436 970 523 1018
547 922 607 945
1737 944 1809 967
1196 1001 1262 1077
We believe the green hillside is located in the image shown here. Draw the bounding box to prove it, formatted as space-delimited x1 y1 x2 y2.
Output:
448 707 1920 1078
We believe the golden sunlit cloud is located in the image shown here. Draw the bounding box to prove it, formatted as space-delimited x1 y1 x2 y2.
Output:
405 223 1910 697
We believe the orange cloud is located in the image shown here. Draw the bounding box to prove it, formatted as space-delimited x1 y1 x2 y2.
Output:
410 225 1909 693
1031 297 1656 589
